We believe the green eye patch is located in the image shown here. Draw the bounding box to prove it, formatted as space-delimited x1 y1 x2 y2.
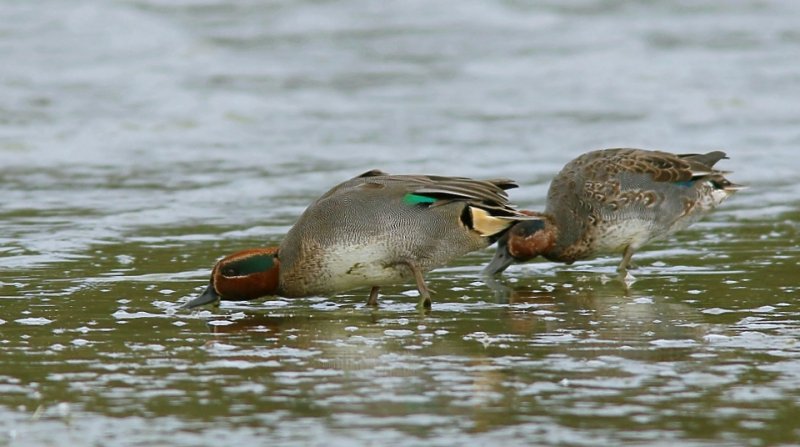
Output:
222 254 275 277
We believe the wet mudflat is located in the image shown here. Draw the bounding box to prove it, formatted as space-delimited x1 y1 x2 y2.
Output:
2 0 800 446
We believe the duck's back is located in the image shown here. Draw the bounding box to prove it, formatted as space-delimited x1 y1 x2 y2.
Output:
278 170 522 296
544 148 731 262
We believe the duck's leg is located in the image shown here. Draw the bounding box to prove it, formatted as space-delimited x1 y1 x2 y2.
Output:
617 245 636 274
402 261 432 309
366 286 380 306
617 246 638 286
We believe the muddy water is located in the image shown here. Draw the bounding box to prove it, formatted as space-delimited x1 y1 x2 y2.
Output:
2 0 800 446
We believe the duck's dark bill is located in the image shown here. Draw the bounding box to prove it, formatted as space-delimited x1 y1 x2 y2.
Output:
181 284 220 309
482 244 515 276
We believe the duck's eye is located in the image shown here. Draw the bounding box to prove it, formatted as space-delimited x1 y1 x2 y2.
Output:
709 178 730 190
222 267 238 277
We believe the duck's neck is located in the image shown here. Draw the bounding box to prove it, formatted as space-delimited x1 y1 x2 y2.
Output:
509 211 560 260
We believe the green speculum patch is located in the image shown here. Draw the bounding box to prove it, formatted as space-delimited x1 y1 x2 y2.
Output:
403 193 438 206
674 180 696 188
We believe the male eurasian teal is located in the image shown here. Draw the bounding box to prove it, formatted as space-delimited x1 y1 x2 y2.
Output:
183 169 533 309
483 148 744 276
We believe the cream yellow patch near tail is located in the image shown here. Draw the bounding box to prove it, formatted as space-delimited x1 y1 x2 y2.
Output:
469 207 517 237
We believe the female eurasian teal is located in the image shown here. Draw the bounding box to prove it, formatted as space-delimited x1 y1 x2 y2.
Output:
483 148 744 276
184 169 533 309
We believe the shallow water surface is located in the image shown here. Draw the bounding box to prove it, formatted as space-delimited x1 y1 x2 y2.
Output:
2 0 800 446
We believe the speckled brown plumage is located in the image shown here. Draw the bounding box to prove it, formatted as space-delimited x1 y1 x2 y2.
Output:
484 148 743 276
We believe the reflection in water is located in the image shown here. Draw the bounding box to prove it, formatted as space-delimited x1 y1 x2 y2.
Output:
3 235 800 445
